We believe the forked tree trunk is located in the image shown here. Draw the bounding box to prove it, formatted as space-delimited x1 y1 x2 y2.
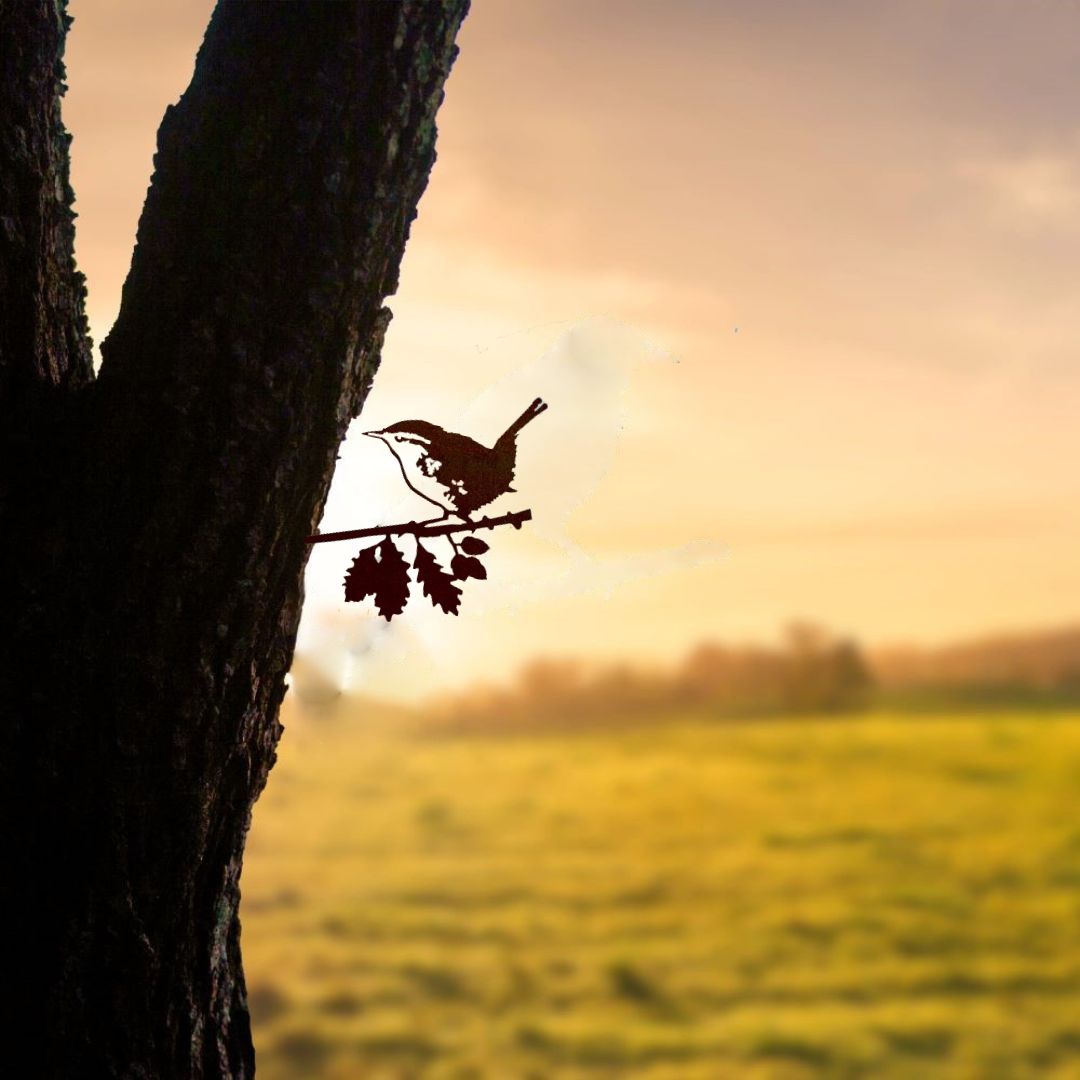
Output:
0 1 468 1074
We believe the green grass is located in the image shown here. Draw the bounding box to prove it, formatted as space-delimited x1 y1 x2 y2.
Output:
242 710 1080 1078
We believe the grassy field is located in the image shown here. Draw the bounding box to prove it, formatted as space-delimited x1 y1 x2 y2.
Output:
241 709 1080 1078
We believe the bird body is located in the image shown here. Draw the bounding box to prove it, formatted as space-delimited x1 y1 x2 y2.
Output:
366 398 548 519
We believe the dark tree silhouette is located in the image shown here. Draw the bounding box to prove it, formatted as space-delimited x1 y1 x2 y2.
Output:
0 1 468 1075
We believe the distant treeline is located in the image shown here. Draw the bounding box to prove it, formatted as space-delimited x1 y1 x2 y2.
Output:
429 622 870 733
873 624 1080 712
427 623 1080 733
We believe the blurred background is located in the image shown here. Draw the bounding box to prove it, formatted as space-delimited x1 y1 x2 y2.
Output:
65 1 1080 1076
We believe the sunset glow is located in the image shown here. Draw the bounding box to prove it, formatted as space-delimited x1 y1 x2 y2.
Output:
65 0 1080 698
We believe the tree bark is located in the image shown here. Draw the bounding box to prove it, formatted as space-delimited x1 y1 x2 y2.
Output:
0 1 468 1075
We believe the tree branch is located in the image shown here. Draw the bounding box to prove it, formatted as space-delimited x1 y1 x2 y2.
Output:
0 4 470 1073
77 0 470 664
307 508 533 545
0 0 93 396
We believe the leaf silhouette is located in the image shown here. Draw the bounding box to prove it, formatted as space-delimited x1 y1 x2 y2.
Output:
414 541 462 615
373 538 410 620
343 538 410 619
343 543 381 603
451 553 486 581
460 536 489 555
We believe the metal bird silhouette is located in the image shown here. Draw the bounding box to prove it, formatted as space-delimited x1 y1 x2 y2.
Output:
306 399 547 617
363 398 548 520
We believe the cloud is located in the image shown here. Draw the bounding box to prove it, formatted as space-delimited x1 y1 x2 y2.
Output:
958 152 1080 224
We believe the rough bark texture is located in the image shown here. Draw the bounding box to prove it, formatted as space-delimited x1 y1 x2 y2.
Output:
0 1 468 1076
0 0 93 395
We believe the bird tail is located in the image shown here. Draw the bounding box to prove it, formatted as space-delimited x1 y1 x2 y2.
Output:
498 398 548 444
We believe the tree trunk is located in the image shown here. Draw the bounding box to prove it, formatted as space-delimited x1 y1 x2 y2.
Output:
0 1 468 1075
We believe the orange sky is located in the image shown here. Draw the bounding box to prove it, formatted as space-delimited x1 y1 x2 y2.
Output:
63 1 1080 699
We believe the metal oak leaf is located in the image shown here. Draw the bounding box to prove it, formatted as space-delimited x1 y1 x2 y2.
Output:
343 538 410 620
343 544 380 604
415 540 462 615
372 538 410 620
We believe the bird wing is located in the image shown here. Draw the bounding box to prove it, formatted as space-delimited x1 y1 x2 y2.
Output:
433 430 514 511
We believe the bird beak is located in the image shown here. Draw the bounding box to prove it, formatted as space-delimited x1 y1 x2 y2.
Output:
362 431 381 439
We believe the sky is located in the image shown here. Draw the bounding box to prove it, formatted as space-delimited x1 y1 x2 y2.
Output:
63 1 1080 699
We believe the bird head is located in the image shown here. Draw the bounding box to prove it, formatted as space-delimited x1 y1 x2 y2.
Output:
363 423 434 471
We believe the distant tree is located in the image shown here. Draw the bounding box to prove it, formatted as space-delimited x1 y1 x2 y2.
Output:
0 2 467 1075
827 638 874 711
682 626 872 716
518 657 586 711
781 622 872 713
682 642 732 701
